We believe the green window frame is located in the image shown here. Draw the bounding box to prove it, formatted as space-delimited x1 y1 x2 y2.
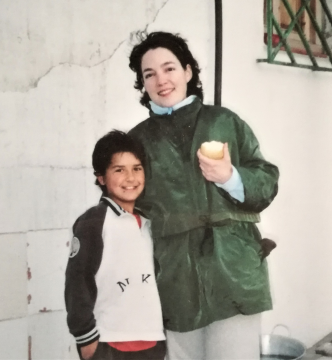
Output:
258 0 332 72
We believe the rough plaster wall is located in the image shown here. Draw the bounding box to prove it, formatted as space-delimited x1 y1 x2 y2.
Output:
0 0 213 358
0 0 170 93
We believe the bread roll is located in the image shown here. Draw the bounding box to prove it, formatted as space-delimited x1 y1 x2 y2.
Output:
200 141 224 160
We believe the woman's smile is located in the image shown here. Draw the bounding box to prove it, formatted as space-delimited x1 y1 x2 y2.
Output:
158 88 174 96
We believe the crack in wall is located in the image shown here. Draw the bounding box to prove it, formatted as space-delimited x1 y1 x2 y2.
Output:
0 165 91 170
29 39 126 92
0 311 64 322
0 228 71 236
4 0 170 94
145 0 169 31
26 227 71 233
0 231 27 236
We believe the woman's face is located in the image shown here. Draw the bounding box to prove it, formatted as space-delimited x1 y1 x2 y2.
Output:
141 47 192 108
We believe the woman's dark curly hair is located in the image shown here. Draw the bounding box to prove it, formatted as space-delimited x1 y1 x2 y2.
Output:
129 31 204 108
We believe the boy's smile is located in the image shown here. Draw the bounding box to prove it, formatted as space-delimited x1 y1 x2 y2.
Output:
97 152 145 213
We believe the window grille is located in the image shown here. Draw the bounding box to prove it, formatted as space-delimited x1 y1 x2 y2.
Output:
258 0 332 72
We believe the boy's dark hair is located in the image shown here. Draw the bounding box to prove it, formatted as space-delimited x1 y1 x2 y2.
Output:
92 130 146 194
129 31 203 108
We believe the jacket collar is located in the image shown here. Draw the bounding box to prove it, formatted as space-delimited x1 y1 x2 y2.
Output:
100 197 150 227
149 96 202 123
149 95 197 115
101 197 125 216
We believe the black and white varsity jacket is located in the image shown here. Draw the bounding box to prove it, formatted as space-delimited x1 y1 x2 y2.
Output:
65 197 165 347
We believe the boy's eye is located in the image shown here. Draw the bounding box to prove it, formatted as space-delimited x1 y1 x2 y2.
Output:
134 166 143 171
115 169 123 172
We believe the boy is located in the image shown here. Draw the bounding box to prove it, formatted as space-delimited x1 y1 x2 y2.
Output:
65 130 166 360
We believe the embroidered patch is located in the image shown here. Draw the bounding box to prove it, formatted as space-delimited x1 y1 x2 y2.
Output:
69 237 80 258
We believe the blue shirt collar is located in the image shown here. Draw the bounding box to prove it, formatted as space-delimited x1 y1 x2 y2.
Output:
150 95 197 115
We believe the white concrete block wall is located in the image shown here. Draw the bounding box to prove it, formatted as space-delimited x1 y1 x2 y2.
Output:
1 0 332 357
0 93 21 168
28 312 72 360
85 169 103 209
0 318 28 360
0 169 31 233
0 168 88 234
27 229 69 315
0 234 27 320
17 65 109 169
0 1 212 358
25 168 87 230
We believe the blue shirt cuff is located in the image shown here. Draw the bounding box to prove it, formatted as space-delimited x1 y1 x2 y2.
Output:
215 166 245 203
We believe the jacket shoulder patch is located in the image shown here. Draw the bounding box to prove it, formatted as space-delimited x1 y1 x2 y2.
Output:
69 237 80 258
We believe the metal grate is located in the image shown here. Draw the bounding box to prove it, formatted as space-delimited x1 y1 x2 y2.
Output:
258 0 332 71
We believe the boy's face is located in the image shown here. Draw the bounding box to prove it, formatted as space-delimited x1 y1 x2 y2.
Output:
97 152 145 213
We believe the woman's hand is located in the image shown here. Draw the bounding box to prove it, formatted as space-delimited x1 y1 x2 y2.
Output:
197 142 233 184
80 340 98 360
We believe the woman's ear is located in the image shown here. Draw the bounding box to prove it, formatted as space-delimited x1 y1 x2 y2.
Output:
185 64 193 83
97 175 106 186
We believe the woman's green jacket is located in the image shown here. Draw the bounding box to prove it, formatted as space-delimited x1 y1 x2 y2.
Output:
129 98 279 332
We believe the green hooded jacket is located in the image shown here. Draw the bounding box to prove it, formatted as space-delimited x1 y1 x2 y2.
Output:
129 98 279 332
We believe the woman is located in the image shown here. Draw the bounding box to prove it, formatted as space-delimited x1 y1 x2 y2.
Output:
128 31 279 360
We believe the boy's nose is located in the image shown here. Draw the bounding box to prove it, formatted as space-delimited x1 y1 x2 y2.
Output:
126 171 135 181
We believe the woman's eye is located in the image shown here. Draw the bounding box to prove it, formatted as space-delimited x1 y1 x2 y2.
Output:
134 167 143 171
166 67 175 72
144 73 153 79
